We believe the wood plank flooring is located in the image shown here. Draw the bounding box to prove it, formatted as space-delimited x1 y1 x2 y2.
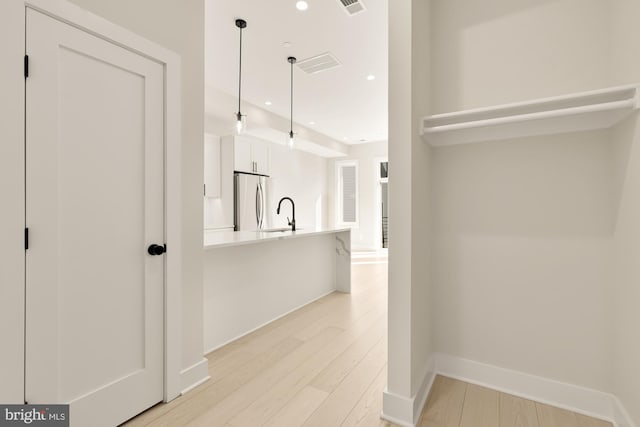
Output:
123 255 612 427
419 376 613 427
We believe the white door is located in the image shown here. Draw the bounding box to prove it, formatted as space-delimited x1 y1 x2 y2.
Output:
25 8 164 427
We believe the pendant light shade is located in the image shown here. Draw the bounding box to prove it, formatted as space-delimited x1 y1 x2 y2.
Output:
235 19 247 135
288 56 297 149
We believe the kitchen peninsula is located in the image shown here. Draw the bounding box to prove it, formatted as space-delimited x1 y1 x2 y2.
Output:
203 228 351 353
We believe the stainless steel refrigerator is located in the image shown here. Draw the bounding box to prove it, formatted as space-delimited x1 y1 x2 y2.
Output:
234 172 269 231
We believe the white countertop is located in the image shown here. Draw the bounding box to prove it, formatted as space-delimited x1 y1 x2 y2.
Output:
204 227 351 250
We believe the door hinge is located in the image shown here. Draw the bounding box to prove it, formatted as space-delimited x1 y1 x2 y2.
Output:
204 184 206 196
24 55 29 78
24 228 29 250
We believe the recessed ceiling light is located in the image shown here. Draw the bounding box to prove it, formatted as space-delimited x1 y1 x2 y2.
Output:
264 101 272 106
283 41 292 48
367 74 376 81
309 121 315 125
342 136 348 140
296 1 308 11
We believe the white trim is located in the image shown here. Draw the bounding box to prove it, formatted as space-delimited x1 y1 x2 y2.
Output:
335 159 360 227
383 354 637 427
18 0 183 403
381 388 415 426
204 290 336 355
433 354 623 426
0 0 26 404
412 360 436 424
381 357 436 427
180 358 210 395
379 411 414 427
613 395 637 427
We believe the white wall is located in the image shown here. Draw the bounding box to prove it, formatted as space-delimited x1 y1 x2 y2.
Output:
68 0 205 373
432 131 614 391
611 0 640 423
0 0 26 404
268 143 329 230
328 141 388 250
384 0 434 424
410 0 434 408
431 0 610 113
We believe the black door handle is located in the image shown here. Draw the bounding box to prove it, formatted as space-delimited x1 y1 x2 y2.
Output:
148 244 166 256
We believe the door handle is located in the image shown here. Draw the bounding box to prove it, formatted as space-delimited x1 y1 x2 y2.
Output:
148 244 166 256
255 185 260 227
258 183 264 229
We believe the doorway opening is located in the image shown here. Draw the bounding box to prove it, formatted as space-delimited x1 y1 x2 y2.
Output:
375 159 389 251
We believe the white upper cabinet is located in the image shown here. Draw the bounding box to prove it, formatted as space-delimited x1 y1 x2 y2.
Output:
228 135 270 175
251 142 270 175
233 136 253 174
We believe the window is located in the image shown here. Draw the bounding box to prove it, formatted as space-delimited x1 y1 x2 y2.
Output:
336 161 359 226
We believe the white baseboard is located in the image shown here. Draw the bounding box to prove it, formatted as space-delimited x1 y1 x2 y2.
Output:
413 359 436 423
433 353 635 427
204 290 335 355
613 395 637 427
383 353 637 427
381 358 436 427
180 358 209 395
381 389 414 427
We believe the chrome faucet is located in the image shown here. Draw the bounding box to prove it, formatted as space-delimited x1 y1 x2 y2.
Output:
276 197 296 231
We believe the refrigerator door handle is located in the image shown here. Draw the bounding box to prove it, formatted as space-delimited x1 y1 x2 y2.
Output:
255 184 260 228
258 183 264 229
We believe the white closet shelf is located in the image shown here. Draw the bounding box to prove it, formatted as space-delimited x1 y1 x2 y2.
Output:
421 85 640 147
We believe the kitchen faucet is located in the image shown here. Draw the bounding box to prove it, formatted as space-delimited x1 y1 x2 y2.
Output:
276 197 296 231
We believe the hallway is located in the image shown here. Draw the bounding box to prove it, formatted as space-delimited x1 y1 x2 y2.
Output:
124 255 611 427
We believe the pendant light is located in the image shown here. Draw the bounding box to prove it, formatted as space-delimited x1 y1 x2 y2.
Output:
235 19 247 134
287 56 297 149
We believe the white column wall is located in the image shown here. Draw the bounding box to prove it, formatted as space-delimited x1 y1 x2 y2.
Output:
611 0 640 423
384 0 434 424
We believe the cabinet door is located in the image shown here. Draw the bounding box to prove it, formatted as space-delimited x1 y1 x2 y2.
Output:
252 141 270 175
233 136 253 173
204 134 221 198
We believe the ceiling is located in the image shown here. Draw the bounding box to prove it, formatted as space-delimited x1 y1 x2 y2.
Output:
205 0 388 145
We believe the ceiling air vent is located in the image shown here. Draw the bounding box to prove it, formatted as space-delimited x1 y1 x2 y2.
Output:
338 0 366 16
296 52 342 74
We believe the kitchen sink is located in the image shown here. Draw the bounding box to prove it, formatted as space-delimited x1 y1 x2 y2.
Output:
260 227 291 233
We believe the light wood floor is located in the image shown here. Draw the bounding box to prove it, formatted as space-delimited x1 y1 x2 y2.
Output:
123 257 611 427
419 376 612 427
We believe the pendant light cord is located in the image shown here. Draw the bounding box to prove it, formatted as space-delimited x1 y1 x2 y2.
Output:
290 60 294 136
238 26 243 115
